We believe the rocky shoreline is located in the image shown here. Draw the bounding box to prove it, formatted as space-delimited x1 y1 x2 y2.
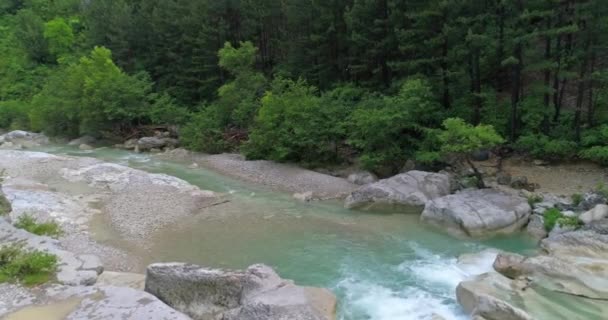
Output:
1 130 608 319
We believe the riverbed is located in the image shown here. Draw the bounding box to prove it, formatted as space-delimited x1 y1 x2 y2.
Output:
35 145 537 320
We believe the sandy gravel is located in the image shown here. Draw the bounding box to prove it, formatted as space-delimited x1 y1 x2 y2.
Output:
196 153 358 199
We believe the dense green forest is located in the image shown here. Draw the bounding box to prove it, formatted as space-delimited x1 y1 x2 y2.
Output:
1 0 608 174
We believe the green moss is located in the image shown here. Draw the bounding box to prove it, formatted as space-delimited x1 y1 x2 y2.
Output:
0 245 58 286
571 193 583 206
14 214 62 238
543 208 582 231
543 208 562 232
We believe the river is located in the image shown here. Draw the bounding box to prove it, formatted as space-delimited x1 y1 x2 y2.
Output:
37 145 537 320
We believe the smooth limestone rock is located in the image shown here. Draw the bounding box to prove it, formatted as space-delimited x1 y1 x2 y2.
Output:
79 143 93 150
540 229 608 259
526 214 547 240
0 130 49 148
493 252 608 300
579 204 608 225
0 284 191 320
421 189 531 238
145 263 336 320
345 170 450 210
347 171 378 185
0 218 103 286
137 136 179 151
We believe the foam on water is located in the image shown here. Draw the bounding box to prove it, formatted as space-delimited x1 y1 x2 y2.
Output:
336 242 499 320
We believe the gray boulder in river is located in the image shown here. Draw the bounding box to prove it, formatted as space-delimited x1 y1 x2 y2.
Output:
145 263 337 320
344 170 450 209
421 189 531 237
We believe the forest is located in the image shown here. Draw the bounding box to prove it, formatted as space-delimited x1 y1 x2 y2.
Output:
1 0 607 175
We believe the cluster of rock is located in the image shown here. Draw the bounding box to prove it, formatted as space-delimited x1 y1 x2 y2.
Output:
115 131 179 153
456 222 608 320
0 130 49 149
145 263 336 320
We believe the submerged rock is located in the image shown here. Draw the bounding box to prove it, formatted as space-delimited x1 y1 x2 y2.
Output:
345 170 450 210
145 263 336 320
421 189 531 238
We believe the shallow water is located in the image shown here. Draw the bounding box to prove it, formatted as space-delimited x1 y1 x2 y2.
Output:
38 146 538 320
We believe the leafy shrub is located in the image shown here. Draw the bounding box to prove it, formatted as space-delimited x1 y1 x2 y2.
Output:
180 105 228 153
0 244 58 286
516 134 578 160
0 100 31 130
543 208 562 231
527 194 543 206
14 214 62 238
571 193 583 206
580 146 608 165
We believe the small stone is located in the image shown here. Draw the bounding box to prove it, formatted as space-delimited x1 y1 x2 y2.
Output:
580 204 608 225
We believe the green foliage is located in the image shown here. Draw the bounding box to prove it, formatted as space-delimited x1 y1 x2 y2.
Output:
0 100 31 129
543 208 562 232
348 78 441 172
0 244 58 286
436 118 504 156
516 134 578 160
14 214 62 238
30 46 151 137
571 193 583 207
147 93 191 126
527 194 543 206
245 77 346 164
556 216 582 229
43 17 74 60
180 105 227 153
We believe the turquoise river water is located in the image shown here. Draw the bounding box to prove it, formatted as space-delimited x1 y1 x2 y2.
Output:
41 146 538 320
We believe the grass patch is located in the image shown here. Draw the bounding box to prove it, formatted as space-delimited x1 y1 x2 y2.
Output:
527 194 543 206
14 214 62 238
571 193 583 206
0 244 58 286
543 208 582 232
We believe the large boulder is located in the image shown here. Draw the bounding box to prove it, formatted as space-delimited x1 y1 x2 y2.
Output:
579 204 608 225
456 271 608 320
344 170 450 209
145 263 336 320
493 252 608 300
421 189 531 237
68 135 96 146
540 229 608 259
525 214 547 240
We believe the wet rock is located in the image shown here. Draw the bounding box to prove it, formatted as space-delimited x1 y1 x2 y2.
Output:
421 189 531 238
347 171 378 185
493 253 526 279
293 191 314 202
68 136 96 146
145 263 336 320
345 170 450 210
579 204 608 224
456 272 533 320
122 138 138 150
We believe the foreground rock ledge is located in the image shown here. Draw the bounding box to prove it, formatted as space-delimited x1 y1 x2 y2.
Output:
145 262 337 320
421 189 531 238
345 170 451 210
